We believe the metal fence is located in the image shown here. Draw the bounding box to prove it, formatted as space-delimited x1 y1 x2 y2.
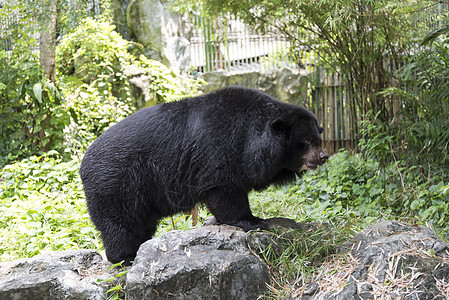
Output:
0 0 103 56
189 14 297 73
0 1 40 55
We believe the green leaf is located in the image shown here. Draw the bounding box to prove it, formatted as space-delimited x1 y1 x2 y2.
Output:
18 81 26 96
115 270 129 278
33 83 43 103
96 278 114 283
106 284 122 293
107 261 126 270
421 26 449 45
69 108 78 124
33 125 42 134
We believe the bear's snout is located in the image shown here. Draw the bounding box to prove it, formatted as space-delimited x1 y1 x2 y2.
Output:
299 146 328 171
318 150 328 164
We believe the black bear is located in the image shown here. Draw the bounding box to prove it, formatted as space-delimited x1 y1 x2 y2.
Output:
80 86 328 264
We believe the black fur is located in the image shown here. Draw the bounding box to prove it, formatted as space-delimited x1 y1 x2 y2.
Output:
80 86 326 264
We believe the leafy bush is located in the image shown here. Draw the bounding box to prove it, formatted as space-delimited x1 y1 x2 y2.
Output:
380 34 449 179
61 79 135 154
56 18 136 153
0 153 101 261
295 151 448 238
0 2 74 168
57 18 203 155
57 18 132 89
356 108 449 236
136 55 204 103
0 51 70 168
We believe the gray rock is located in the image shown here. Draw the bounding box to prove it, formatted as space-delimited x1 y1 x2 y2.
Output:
199 66 310 105
2 220 446 300
303 221 449 299
123 64 157 108
0 218 306 300
0 250 115 300
126 225 270 299
124 0 191 74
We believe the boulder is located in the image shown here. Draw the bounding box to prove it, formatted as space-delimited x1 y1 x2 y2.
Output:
300 220 449 299
116 0 192 74
126 225 270 299
199 66 310 106
0 250 115 300
123 64 157 108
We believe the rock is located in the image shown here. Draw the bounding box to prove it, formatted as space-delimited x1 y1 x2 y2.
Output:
123 64 157 108
126 225 270 299
0 250 116 300
300 220 449 299
199 66 310 105
120 0 192 74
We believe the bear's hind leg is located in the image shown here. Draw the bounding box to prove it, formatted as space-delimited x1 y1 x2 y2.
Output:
100 217 159 265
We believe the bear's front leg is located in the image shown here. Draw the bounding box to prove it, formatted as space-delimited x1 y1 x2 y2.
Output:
205 190 268 231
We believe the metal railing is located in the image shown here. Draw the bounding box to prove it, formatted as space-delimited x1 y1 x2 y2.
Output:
189 14 297 73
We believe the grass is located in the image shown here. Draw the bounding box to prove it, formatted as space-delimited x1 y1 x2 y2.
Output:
0 153 102 261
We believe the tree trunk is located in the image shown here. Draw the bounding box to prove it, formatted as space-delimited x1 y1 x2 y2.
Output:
38 0 57 152
39 0 57 82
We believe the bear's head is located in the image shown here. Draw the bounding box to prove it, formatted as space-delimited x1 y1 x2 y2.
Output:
271 109 328 174
297 124 328 171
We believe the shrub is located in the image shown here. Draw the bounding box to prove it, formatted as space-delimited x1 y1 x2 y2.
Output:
292 150 449 238
0 152 101 261
380 35 449 179
57 18 203 155
0 52 70 168
57 18 133 87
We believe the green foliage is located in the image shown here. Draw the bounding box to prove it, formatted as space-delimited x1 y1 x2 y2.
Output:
380 35 449 178
62 80 135 154
297 151 449 236
57 18 135 149
136 55 205 103
1 11 204 164
0 3 116 168
97 261 129 300
0 152 102 261
0 1 72 167
0 50 70 168
57 18 133 86
56 18 203 154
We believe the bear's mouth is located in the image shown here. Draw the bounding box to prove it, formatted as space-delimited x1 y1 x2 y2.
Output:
305 162 317 170
297 162 318 173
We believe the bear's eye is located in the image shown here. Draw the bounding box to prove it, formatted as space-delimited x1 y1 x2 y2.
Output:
304 139 312 145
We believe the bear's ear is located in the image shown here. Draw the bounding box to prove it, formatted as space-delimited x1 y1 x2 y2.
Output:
319 126 324 134
270 118 291 134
